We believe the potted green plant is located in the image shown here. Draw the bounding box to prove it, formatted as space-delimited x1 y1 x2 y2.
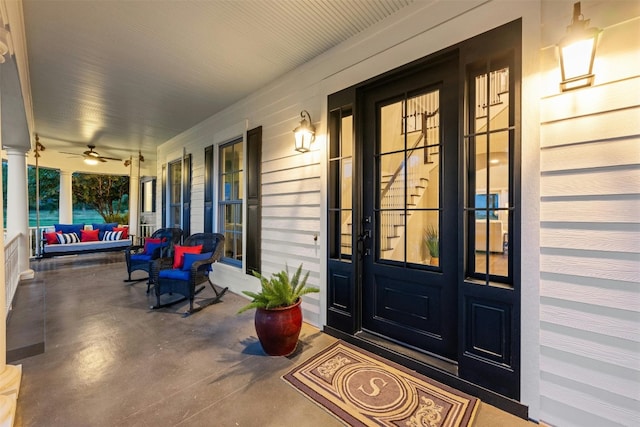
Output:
425 225 439 266
238 264 319 356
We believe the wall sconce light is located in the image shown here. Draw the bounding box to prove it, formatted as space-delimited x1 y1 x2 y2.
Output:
293 110 315 153
558 2 600 91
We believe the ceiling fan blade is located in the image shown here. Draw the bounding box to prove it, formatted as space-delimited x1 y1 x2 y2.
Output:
60 151 82 156
99 156 122 161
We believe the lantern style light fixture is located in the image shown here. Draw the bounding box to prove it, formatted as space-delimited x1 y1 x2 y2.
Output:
558 2 601 91
293 110 316 153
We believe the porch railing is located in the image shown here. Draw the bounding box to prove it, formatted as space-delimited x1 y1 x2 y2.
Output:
4 233 20 318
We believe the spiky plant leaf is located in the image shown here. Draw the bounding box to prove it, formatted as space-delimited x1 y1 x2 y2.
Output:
237 263 319 313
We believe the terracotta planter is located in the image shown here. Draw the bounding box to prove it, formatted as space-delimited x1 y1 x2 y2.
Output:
254 298 302 356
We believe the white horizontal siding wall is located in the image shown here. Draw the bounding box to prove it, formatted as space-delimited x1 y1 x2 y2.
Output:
156 0 544 415
539 2 640 426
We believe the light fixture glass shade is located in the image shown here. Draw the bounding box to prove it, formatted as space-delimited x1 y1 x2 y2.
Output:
293 110 316 153
84 157 99 165
294 129 313 152
559 2 600 91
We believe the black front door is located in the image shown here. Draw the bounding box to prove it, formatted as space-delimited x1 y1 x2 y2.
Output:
326 20 522 402
359 56 459 360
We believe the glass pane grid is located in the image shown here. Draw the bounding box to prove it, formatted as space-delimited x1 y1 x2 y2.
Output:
328 111 353 262
377 89 441 267
218 139 243 263
467 66 512 287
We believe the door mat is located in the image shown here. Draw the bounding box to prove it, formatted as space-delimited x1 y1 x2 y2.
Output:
283 341 479 427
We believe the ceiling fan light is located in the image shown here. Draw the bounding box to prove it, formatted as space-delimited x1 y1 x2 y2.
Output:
84 157 99 165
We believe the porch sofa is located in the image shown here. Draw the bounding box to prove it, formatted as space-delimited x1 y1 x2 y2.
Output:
40 223 132 258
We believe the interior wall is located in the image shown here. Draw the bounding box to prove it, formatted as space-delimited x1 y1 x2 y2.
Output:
538 1 640 426
156 0 542 415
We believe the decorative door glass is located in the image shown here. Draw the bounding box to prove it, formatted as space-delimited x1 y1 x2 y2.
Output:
377 90 440 266
329 109 353 260
468 67 511 282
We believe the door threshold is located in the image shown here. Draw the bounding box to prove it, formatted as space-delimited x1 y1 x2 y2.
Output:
355 330 458 376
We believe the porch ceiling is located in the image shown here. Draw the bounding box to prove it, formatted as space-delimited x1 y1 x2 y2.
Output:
22 0 414 170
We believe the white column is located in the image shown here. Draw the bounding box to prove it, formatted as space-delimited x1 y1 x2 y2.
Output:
0 17 22 426
6 147 34 281
58 170 73 223
128 159 140 238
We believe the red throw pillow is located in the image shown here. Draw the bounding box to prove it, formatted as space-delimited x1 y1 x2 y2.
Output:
113 227 129 239
44 231 62 245
173 245 203 269
81 229 100 242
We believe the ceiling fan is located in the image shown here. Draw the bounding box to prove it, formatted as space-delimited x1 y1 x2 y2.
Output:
61 144 122 165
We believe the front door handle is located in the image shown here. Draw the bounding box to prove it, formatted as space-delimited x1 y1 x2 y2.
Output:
357 230 371 260
358 229 371 242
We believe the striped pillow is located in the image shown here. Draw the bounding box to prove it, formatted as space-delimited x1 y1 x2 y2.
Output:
56 232 80 244
102 230 123 241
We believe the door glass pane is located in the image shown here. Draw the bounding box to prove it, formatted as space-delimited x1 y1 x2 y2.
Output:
470 67 511 282
378 89 440 266
489 68 510 130
342 159 352 209
380 209 404 262
380 101 404 153
380 152 405 209
475 74 488 132
406 210 439 266
342 115 353 157
329 211 339 259
341 211 352 257
474 134 488 194
488 131 509 201
489 210 509 277
328 110 353 261
409 147 439 209
474 218 488 274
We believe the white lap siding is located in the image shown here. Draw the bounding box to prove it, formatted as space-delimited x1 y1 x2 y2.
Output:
538 4 640 425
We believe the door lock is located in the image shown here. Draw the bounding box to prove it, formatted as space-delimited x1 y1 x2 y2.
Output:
358 229 371 242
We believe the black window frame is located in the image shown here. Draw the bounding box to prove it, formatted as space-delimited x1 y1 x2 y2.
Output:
218 138 243 266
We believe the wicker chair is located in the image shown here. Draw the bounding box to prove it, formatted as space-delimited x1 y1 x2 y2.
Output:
124 227 183 292
150 232 226 316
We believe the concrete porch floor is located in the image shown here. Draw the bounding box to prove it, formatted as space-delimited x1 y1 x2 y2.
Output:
7 253 537 426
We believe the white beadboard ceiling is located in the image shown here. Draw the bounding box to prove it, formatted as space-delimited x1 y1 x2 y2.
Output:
22 0 414 166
